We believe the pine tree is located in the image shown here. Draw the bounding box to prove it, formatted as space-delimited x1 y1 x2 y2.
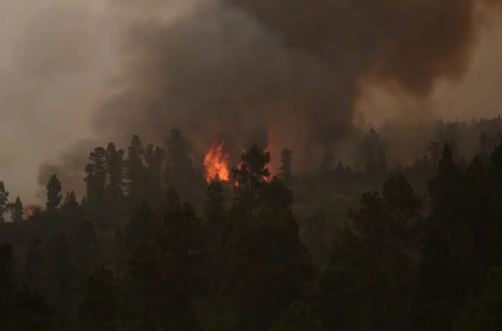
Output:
85 147 107 212
156 201 202 330
0 244 14 329
126 135 146 207
10 196 23 222
164 187 181 213
428 142 441 167
204 181 226 256
279 148 293 186
231 145 270 218
227 146 311 330
0 181 9 223
321 174 421 331
320 223 363 330
79 266 118 331
416 143 502 331
362 128 387 176
46 175 62 213
12 286 52 331
61 191 79 213
23 239 44 291
204 180 224 226
164 129 196 197
106 143 125 205
123 204 157 254
145 144 165 205
45 235 77 326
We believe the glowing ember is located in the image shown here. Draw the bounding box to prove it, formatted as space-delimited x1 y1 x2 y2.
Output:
204 142 230 183
26 206 34 217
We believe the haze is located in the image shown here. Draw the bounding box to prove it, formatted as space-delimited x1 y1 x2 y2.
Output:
0 0 500 204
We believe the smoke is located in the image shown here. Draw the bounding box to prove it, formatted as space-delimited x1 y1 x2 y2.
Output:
94 6 351 156
226 0 477 94
4 0 496 202
37 139 99 201
91 0 499 167
0 1 122 204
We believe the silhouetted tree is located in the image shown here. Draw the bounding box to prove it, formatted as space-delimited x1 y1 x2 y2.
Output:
322 174 421 331
123 204 157 255
46 175 62 213
106 143 125 205
144 144 164 206
45 235 77 330
320 224 363 330
73 221 98 285
0 244 15 329
204 180 224 227
231 145 270 218
12 286 52 331
0 181 9 222
279 148 293 186
121 202 201 330
157 202 202 330
126 135 146 207
164 187 182 214
10 196 23 222
85 147 107 213
362 128 387 176
0 129 498 331
61 191 79 215
428 141 441 166
227 146 311 330
164 129 197 199
79 266 118 331
23 239 45 291
415 143 496 331
203 180 227 272
453 267 501 331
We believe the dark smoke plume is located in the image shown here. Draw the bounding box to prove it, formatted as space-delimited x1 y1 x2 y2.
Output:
94 0 498 153
230 0 499 94
39 0 499 198
94 6 351 155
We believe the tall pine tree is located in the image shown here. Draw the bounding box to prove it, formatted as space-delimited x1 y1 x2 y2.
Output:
279 148 293 186
126 135 146 207
0 182 9 223
10 196 23 222
106 143 125 206
85 147 107 212
46 175 62 213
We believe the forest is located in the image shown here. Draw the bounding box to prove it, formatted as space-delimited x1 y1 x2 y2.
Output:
0 118 500 331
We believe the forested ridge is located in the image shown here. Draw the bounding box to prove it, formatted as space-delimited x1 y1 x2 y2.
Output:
0 125 500 331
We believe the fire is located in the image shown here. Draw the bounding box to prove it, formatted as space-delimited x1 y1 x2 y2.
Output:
204 142 230 183
26 206 35 218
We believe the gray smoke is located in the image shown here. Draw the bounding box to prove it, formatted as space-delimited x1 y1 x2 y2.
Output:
94 0 500 157
30 0 500 201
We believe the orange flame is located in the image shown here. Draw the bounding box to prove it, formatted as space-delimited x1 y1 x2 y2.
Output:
204 142 230 183
26 206 34 218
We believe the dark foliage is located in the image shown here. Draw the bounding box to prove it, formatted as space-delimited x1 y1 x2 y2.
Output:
0 128 500 331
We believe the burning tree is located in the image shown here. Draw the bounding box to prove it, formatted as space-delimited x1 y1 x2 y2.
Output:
204 143 230 183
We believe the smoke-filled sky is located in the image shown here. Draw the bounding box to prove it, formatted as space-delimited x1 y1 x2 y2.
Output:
0 0 500 203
